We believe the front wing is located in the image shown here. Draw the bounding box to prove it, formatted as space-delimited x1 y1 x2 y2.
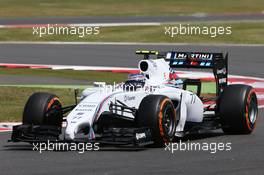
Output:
10 124 153 147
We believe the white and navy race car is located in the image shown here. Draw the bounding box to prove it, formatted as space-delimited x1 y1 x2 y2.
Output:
11 50 258 147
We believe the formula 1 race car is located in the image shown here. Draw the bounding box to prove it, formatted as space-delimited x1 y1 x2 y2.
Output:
10 50 259 147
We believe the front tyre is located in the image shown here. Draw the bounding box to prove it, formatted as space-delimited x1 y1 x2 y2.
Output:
23 92 63 126
219 84 258 134
136 95 177 147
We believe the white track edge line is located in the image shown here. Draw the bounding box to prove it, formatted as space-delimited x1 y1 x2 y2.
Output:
0 41 264 47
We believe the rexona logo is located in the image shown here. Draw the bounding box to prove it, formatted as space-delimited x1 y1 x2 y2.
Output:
217 68 227 74
124 95 136 102
219 78 227 84
136 133 146 140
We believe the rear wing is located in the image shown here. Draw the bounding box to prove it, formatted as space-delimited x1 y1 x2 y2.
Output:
164 52 221 68
136 50 228 96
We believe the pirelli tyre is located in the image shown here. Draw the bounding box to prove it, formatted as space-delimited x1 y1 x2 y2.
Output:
23 92 63 126
136 95 177 147
219 84 258 134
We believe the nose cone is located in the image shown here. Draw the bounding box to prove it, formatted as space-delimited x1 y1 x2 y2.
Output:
65 131 75 140
65 121 92 140
65 124 78 140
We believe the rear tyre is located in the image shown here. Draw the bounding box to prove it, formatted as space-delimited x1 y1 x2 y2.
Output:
219 84 258 134
23 92 63 126
136 95 177 147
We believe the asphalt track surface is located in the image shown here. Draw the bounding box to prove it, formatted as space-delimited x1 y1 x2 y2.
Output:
0 43 264 77
0 14 264 25
0 43 263 175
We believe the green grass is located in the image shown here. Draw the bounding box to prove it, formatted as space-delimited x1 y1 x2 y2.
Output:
0 68 128 84
1 0 263 18
0 68 128 121
0 84 91 89
0 68 129 121
0 87 76 122
186 82 216 95
1 21 264 44
0 81 216 122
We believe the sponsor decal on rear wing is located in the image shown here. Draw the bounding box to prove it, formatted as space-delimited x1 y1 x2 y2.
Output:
158 51 229 95
162 51 224 69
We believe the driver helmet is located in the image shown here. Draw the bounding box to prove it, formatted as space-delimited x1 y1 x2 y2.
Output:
124 73 146 91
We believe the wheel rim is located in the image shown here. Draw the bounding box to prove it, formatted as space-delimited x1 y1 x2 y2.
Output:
162 104 176 137
248 95 258 125
46 100 62 116
45 98 62 125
